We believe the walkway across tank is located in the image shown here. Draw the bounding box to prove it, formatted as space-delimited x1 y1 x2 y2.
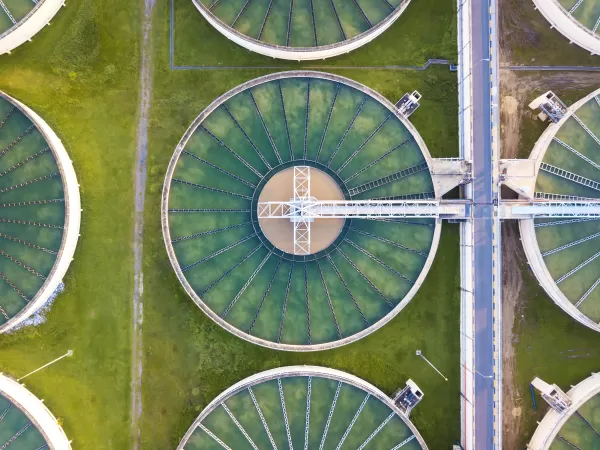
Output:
191 0 412 60
0 373 71 449
523 89 600 331
0 92 81 333
177 366 428 450
162 71 441 351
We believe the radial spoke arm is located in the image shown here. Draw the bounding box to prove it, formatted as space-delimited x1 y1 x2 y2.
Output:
0 0 16 24
293 166 312 255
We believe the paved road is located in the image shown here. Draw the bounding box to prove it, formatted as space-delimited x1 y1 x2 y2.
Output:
471 0 497 447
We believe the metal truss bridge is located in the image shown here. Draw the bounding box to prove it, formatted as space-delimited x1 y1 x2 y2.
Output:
257 167 600 256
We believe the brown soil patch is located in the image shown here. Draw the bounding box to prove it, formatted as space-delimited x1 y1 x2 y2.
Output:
499 0 540 64
258 167 344 254
501 95 520 159
502 221 525 450
502 71 600 96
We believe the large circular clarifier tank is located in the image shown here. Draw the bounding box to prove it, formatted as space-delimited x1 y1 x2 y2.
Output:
177 366 428 450
0 0 65 55
528 372 600 449
0 373 71 449
519 88 600 333
532 0 600 54
191 0 413 60
162 71 441 351
0 92 81 333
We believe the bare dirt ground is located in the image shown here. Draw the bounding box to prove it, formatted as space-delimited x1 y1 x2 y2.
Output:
501 222 525 450
499 0 539 65
500 94 520 158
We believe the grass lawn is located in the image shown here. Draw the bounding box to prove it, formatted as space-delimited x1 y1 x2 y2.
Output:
500 0 600 66
0 0 141 447
0 0 462 448
173 0 457 67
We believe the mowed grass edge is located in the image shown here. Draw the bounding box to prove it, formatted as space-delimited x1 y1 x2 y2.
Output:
0 0 141 447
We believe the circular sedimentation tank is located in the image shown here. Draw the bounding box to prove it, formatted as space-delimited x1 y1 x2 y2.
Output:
0 92 81 333
520 88 600 333
191 0 412 60
162 71 441 351
528 373 600 449
0 0 65 55
177 366 428 450
532 0 600 54
0 373 71 449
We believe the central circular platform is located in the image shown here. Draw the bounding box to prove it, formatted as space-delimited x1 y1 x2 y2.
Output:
258 167 345 255
162 71 442 351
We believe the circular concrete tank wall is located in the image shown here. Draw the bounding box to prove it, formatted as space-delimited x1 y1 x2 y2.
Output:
162 71 442 351
0 373 71 449
519 88 600 333
531 0 600 54
528 372 600 449
0 0 64 55
0 92 81 333
177 366 428 450
191 0 413 60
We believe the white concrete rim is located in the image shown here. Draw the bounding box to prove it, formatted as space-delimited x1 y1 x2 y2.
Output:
162 70 442 352
531 0 600 55
0 0 65 55
0 91 81 334
176 365 429 450
191 0 412 61
527 372 600 449
520 87 600 333
0 373 72 449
